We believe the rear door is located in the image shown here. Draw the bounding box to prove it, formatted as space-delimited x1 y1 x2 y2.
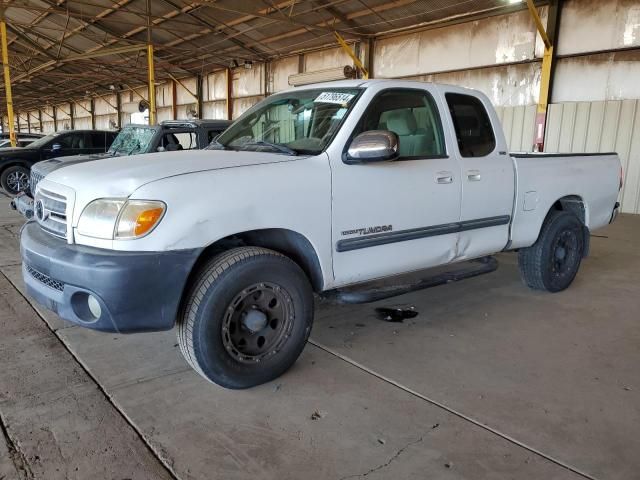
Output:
441 88 514 259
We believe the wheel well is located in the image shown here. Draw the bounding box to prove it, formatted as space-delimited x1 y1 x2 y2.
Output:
185 229 325 294
547 195 590 257
0 161 30 177
549 195 586 225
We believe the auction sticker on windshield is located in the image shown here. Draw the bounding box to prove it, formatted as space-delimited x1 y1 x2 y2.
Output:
314 92 355 105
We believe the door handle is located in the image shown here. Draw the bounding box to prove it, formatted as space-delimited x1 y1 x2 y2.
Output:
467 170 481 181
436 171 453 184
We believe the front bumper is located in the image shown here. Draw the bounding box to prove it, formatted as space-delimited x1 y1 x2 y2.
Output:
20 221 202 333
10 192 34 219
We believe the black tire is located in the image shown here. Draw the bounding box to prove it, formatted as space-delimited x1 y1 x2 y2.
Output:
1 165 30 196
177 247 314 389
518 211 585 293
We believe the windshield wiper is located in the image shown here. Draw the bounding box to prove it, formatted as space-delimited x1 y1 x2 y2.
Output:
241 141 298 156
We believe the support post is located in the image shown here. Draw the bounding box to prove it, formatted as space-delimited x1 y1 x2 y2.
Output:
90 98 96 129
116 92 121 128
366 38 375 79
53 105 58 131
527 0 561 151
146 0 156 125
172 79 177 120
16 112 20 132
0 14 16 146
226 67 233 121
69 102 75 129
26 111 31 133
196 74 204 118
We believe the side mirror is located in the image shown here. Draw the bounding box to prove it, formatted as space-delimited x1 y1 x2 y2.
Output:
345 130 399 164
156 146 166 152
51 143 62 151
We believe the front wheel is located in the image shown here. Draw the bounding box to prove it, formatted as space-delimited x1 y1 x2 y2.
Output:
518 211 585 293
1 165 30 196
177 247 314 389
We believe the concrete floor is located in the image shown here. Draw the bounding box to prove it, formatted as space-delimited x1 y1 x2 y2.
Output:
0 193 638 480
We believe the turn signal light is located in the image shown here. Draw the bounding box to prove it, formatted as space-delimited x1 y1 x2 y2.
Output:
135 208 164 236
115 200 166 239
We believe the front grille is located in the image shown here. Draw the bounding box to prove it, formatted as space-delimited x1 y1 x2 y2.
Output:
35 188 68 239
26 265 64 292
30 170 45 195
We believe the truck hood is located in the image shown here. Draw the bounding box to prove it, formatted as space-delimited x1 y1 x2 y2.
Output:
44 149 302 197
33 152 113 176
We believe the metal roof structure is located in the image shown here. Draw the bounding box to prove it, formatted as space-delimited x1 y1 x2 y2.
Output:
1 0 537 111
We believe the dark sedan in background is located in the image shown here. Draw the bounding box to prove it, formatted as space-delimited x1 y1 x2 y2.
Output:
0 129 117 195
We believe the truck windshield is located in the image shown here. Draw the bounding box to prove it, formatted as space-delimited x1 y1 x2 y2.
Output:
213 87 362 155
109 126 156 155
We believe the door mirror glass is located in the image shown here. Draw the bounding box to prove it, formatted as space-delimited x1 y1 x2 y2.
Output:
346 130 399 164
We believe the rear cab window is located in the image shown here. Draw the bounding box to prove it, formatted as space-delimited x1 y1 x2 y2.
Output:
445 93 496 157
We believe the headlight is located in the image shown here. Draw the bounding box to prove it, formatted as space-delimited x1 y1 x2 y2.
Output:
77 199 166 240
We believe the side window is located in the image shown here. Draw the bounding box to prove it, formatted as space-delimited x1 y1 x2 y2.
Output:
445 93 496 157
55 134 75 149
354 89 446 159
174 132 198 150
161 132 197 151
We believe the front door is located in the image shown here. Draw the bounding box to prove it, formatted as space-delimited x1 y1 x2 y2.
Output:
442 89 514 260
330 86 462 286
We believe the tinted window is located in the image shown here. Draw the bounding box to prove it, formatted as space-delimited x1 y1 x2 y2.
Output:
89 132 106 149
355 89 446 159
446 93 496 157
55 134 75 149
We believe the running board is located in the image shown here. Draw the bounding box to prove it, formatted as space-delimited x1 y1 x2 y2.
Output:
322 256 498 304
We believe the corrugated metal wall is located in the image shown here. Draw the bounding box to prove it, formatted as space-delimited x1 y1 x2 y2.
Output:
495 105 537 152
496 101 640 214
545 100 640 214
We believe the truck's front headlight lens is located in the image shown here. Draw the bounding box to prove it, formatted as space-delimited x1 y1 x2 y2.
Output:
77 199 125 239
115 201 166 239
77 199 166 240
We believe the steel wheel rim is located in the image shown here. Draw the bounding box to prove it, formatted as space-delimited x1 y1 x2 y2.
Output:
551 230 579 277
6 170 29 193
222 282 294 363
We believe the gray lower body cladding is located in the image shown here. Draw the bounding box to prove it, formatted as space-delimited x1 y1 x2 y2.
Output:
20 221 202 333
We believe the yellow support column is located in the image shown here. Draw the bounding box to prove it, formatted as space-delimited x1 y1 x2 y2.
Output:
334 32 369 79
526 0 560 151
147 44 156 125
535 46 554 151
146 0 156 125
0 15 16 147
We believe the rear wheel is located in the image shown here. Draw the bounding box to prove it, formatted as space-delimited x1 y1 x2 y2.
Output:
518 211 585 292
1 165 30 196
177 247 314 389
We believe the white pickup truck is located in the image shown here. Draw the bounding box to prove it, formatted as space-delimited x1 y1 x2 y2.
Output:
20 79 621 389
